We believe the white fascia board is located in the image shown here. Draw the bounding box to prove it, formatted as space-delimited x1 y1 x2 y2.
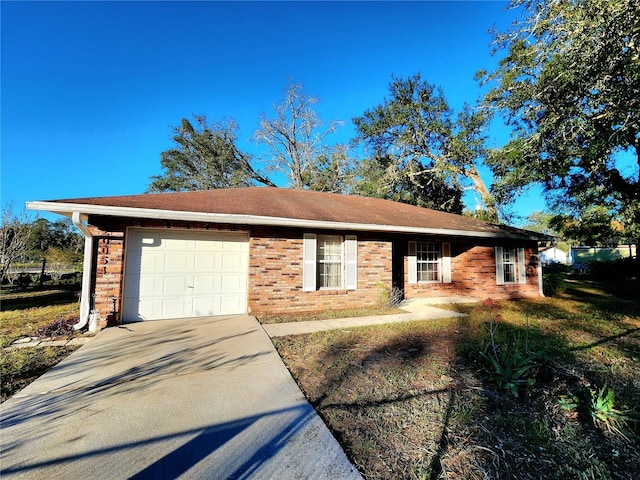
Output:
26 201 540 241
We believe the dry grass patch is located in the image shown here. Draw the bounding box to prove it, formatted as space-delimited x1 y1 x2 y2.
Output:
259 306 404 324
274 281 640 479
1 346 78 402
1 287 82 401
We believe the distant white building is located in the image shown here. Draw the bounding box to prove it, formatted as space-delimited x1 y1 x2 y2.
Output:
540 246 569 265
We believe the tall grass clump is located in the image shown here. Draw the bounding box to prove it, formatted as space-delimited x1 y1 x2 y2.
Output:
477 298 542 397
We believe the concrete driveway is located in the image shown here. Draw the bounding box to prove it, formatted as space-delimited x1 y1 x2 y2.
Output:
0 316 362 479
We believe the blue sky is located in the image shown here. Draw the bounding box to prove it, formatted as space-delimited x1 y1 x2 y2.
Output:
1 1 545 222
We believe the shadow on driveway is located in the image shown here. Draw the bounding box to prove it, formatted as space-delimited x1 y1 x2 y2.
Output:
0 315 361 479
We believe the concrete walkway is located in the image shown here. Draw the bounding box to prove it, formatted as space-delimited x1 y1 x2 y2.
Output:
0 315 362 479
263 297 473 338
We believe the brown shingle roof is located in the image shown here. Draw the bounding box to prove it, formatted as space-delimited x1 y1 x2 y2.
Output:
36 187 543 240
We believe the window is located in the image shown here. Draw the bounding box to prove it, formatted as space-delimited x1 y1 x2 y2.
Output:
408 241 451 284
501 248 516 283
317 235 342 288
303 234 357 291
417 242 441 282
495 246 527 285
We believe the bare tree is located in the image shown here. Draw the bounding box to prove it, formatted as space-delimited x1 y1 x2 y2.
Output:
254 82 343 189
1 205 34 283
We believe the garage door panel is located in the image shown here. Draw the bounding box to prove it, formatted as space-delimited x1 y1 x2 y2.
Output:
162 297 191 318
220 295 245 315
163 253 193 272
221 253 246 271
192 297 217 316
138 280 161 297
220 274 244 292
193 253 218 271
162 276 192 295
138 253 165 273
195 239 223 252
133 275 164 296
192 275 218 294
123 229 248 322
136 299 161 320
163 237 192 250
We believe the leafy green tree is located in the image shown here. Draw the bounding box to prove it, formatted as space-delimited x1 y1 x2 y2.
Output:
149 116 274 192
352 158 464 213
254 82 343 189
353 73 495 217
302 145 355 193
480 0 640 244
549 206 624 247
29 218 83 258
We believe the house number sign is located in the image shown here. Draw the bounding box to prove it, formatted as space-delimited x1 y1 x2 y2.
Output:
98 238 110 275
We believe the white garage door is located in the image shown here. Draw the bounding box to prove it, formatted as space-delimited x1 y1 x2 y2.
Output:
122 229 249 322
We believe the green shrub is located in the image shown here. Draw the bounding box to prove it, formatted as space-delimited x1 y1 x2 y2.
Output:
589 257 639 282
543 272 566 297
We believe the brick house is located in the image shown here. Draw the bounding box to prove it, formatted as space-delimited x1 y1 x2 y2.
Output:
28 187 547 329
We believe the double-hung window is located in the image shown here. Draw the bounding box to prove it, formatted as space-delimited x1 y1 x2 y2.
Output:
502 248 516 283
495 246 527 285
408 241 451 284
417 242 441 282
303 233 357 291
317 235 342 288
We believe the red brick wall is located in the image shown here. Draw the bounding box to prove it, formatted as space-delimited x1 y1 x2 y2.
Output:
248 227 393 315
86 226 125 325
85 216 540 323
403 242 540 300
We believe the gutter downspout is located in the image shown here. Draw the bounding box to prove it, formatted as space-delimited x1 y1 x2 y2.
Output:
72 212 96 331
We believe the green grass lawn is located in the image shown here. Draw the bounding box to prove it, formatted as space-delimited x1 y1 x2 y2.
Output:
274 279 640 480
1 287 81 402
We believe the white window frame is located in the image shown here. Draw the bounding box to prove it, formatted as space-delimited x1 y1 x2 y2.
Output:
417 242 441 283
317 234 343 289
303 233 357 291
496 246 527 285
408 241 451 284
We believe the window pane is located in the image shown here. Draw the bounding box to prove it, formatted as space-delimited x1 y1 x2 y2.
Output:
417 242 440 282
504 263 515 283
319 261 341 288
418 262 439 282
502 248 516 283
317 235 342 288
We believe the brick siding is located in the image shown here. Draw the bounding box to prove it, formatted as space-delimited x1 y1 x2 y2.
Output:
87 225 125 326
403 241 540 300
247 227 392 315
86 216 540 324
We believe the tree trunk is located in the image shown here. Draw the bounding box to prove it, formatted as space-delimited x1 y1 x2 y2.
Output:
466 165 498 221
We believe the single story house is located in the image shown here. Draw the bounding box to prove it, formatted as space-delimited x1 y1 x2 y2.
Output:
27 187 547 329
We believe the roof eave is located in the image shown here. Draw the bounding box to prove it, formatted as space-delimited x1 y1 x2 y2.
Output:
26 201 545 241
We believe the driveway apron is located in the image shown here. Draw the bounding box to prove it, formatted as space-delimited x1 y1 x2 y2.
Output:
0 315 362 479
